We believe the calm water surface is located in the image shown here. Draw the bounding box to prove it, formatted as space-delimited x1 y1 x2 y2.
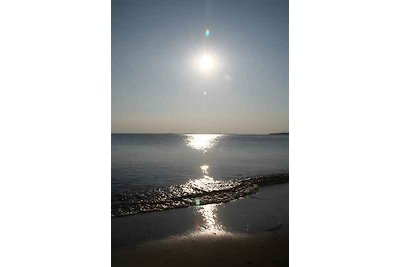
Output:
112 134 288 194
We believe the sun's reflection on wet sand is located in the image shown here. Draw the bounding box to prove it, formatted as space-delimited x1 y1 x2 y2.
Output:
190 165 230 236
185 134 223 153
184 136 232 235
195 204 225 234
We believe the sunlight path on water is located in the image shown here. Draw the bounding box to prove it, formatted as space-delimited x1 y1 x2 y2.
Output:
184 134 223 153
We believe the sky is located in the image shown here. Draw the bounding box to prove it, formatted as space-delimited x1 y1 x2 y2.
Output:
112 0 288 134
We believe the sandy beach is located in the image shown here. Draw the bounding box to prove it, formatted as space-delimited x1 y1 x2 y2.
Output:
113 232 288 267
112 183 288 266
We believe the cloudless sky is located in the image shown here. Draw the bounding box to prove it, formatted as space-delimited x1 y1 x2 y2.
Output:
112 0 288 134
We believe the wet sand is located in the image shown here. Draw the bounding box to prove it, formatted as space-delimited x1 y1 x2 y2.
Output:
113 232 288 267
112 183 288 267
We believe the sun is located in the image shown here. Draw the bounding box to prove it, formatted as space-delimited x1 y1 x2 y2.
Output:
197 53 216 74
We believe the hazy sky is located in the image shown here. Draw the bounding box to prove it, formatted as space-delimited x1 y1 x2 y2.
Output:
112 0 288 134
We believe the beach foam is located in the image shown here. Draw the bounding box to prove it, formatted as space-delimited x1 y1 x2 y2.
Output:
112 173 288 217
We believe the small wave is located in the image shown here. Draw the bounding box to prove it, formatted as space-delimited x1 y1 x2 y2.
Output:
111 173 288 217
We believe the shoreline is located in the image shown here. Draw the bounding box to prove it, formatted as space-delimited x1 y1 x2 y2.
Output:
112 173 288 217
112 183 288 266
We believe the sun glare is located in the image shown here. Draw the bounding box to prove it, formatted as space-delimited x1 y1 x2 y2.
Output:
196 53 216 74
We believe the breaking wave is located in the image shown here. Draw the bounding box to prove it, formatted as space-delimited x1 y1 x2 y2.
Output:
112 173 288 217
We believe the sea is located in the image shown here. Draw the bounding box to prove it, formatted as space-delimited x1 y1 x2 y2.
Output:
111 133 288 217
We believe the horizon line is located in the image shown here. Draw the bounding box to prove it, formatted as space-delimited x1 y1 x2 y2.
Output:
111 132 289 135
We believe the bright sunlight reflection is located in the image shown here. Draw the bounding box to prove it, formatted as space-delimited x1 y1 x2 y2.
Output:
196 204 225 233
200 165 209 174
190 165 229 235
185 134 223 153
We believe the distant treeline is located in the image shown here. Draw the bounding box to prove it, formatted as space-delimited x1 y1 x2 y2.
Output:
269 132 289 135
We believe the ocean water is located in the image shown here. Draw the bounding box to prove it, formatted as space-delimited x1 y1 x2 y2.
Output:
111 134 288 216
